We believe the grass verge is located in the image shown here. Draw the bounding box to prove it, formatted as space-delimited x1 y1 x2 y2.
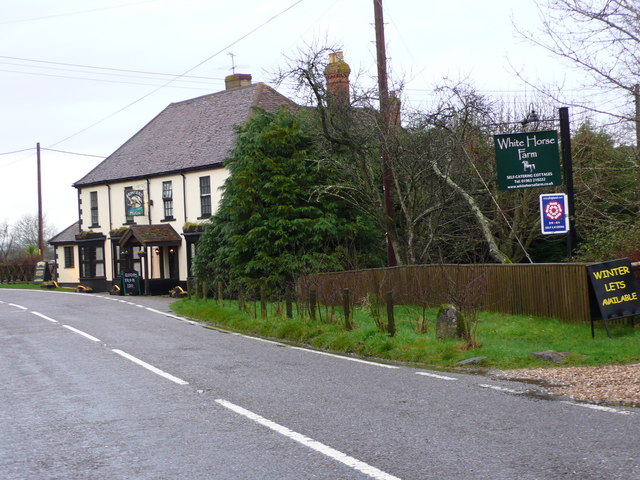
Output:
171 298 640 370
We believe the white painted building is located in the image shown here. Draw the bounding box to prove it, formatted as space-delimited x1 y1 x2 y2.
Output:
49 74 296 293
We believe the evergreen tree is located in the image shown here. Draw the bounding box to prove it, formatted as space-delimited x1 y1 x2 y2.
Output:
193 107 382 294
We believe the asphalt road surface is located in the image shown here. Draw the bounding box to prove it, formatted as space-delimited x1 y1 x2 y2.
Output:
1 289 638 479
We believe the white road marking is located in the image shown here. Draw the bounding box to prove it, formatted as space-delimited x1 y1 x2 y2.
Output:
112 349 188 385
288 346 399 369
31 311 58 323
478 384 523 394
416 372 458 381
145 307 198 325
215 399 402 480
62 325 101 342
561 401 635 415
230 333 283 345
8 303 27 310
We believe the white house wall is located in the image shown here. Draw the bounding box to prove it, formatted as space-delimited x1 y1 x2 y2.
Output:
77 166 229 284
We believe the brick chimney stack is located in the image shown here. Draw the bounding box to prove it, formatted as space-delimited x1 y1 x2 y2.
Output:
225 73 252 90
324 51 351 106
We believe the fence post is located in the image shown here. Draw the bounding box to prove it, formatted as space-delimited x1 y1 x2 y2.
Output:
260 285 267 319
286 290 293 319
343 288 353 330
309 290 317 321
386 291 395 337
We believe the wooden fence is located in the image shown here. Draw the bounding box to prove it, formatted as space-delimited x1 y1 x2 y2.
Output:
298 263 593 323
0 263 37 283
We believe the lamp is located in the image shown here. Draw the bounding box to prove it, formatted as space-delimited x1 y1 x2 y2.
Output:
154 247 160 255
521 104 539 126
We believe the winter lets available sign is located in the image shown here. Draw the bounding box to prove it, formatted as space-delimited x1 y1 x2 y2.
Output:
494 130 562 190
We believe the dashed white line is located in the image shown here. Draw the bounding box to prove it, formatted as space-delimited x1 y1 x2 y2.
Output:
145 307 198 325
561 401 635 415
416 372 457 381
8 303 27 310
62 325 101 342
478 384 523 394
215 399 402 480
112 349 188 385
230 333 283 345
287 346 399 369
32 311 58 323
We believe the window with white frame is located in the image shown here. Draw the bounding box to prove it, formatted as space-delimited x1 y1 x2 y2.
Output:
90 191 99 227
162 181 174 220
199 176 211 218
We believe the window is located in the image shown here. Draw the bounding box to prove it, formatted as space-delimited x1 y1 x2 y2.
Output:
79 244 105 278
90 191 99 227
200 176 211 217
162 181 174 220
63 246 74 268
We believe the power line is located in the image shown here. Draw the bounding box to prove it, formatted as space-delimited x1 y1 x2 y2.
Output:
0 68 218 91
0 0 161 25
48 0 306 148
41 148 104 159
0 147 34 156
0 55 223 81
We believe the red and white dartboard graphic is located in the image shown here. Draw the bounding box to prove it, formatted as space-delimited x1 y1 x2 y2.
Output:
544 200 563 220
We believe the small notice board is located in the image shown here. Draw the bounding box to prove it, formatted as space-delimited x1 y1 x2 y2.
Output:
121 269 141 296
586 258 640 337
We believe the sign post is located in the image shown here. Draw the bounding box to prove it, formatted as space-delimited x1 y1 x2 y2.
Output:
586 258 640 337
539 193 569 235
494 130 562 191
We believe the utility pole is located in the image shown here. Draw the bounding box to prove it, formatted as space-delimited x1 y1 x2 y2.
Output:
373 0 397 267
37 142 44 259
559 108 577 258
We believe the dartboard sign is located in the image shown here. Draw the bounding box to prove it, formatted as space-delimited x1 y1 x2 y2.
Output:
539 193 569 234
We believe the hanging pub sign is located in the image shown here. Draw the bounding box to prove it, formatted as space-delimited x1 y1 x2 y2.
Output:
494 130 562 190
539 193 569 235
125 189 145 216
587 258 640 337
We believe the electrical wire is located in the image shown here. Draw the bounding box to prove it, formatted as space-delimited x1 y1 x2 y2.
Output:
0 0 161 25
47 0 306 148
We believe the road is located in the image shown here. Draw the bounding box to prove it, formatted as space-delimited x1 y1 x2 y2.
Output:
1 289 638 479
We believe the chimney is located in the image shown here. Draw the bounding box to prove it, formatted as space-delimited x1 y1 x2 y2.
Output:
324 51 351 106
225 73 252 90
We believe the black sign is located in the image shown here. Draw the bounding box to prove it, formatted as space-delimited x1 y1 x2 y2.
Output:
33 261 50 285
121 269 141 296
587 258 640 336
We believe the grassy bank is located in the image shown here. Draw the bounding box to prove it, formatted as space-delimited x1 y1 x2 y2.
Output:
171 298 640 370
0 282 75 291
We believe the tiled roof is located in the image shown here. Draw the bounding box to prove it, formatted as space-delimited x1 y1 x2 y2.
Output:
48 221 80 245
74 82 296 187
119 224 182 247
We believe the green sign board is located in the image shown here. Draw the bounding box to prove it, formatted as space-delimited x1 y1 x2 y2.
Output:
494 130 562 190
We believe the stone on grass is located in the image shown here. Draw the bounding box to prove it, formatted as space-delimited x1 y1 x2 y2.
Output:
531 350 571 364
436 304 463 340
455 356 487 366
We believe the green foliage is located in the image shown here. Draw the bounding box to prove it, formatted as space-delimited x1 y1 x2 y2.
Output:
172 299 640 369
193 107 383 294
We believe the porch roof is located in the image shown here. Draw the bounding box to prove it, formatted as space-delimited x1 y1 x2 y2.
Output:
119 224 182 247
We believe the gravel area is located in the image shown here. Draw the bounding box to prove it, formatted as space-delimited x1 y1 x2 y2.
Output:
500 363 640 407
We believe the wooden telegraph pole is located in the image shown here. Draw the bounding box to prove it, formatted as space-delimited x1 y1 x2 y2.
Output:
37 142 44 259
373 0 397 267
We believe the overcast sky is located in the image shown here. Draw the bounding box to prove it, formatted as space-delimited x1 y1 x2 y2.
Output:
0 0 574 233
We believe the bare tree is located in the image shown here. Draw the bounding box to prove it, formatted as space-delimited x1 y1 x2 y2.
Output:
515 0 640 144
11 214 56 258
0 221 15 263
